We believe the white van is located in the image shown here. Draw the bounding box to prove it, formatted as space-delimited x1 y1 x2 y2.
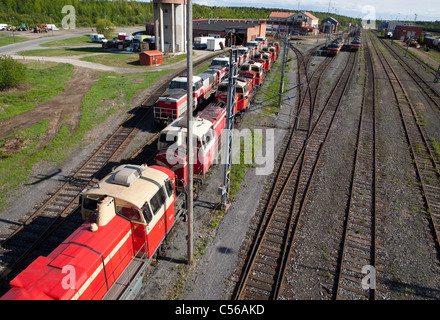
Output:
0 24 8 31
90 34 107 43
46 24 59 31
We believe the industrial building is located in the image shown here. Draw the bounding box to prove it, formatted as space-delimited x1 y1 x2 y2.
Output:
147 17 267 49
192 18 266 47
320 17 339 34
379 21 424 40
393 25 424 40
267 10 319 35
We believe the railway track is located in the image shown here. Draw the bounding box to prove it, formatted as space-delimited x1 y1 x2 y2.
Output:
369 32 440 260
332 36 387 300
0 50 224 294
375 33 440 109
232 46 357 300
381 34 438 77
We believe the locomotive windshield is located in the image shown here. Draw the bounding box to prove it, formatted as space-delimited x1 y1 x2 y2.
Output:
83 197 98 211
210 59 229 68
217 83 228 92
159 132 179 150
82 195 106 211
169 80 202 91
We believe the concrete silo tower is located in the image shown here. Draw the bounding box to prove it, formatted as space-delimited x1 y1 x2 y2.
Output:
153 0 187 53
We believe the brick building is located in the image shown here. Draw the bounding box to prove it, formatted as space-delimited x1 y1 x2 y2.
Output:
192 19 266 47
393 25 424 40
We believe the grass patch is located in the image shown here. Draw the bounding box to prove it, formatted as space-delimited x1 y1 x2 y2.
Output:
254 60 288 117
40 36 95 47
81 53 141 68
78 70 170 133
430 137 440 163
0 119 48 208
0 34 28 47
420 48 440 65
0 68 171 212
229 129 263 200
81 51 190 69
17 47 106 57
0 62 74 121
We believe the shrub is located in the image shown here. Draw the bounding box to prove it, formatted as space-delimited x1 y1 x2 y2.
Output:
0 55 27 90
95 19 116 40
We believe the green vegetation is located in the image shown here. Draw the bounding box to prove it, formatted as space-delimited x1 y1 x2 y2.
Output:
81 51 188 68
229 130 263 200
0 61 73 120
0 0 362 28
0 63 170 211
77 69 170 136
17 47 105 57
430 138 440 163
415 21 440 33
0 55 27 90
81 53 141 68
41 36 93 47
254 57 289 117
0 119 48 208
0 34 28 47
96 19 116 39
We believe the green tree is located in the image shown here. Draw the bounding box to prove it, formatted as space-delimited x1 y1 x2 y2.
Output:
95 18 115 39
0 55 27 90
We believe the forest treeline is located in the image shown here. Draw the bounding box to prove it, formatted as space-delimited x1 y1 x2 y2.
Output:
3 0 436 31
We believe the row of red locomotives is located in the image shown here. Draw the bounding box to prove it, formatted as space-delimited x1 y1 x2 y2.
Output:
0 104 229 300
154 41 279 125
0 41 279 301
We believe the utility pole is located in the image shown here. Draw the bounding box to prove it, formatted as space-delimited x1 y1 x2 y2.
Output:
405 34 412 57
220 50 238 209
434 64 440 83
50 14 54 37
186 0 194 265
278 33 289 110
8 9 15 44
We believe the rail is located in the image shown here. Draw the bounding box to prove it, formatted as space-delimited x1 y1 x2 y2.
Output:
233 46 357 300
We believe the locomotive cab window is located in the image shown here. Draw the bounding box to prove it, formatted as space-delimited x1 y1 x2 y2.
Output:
142 203 153 223
83 197 98 211
117 205 142 222
194 80 202 91
150 187 166 215
165 178 174 197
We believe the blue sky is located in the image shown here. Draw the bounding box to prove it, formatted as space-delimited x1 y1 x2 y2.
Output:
189 0 439 21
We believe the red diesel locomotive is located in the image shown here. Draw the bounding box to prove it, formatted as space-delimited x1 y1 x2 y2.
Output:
1 164 183 300
155 102 226 187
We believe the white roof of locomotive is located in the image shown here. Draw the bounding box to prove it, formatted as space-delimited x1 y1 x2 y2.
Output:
84 164 169 209
161 116 213 139
171 75 202 83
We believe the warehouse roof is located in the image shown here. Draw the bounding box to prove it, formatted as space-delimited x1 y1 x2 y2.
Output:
193 19 264 31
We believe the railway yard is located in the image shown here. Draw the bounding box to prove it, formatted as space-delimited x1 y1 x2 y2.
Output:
0 26 440 302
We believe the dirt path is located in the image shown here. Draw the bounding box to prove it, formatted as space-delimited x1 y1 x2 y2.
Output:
0 66 99 141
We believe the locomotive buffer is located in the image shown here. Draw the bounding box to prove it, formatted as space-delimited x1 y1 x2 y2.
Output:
219 50 239 209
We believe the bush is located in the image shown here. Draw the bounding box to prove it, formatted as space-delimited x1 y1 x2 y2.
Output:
96 19 116 40
0 55 27 90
